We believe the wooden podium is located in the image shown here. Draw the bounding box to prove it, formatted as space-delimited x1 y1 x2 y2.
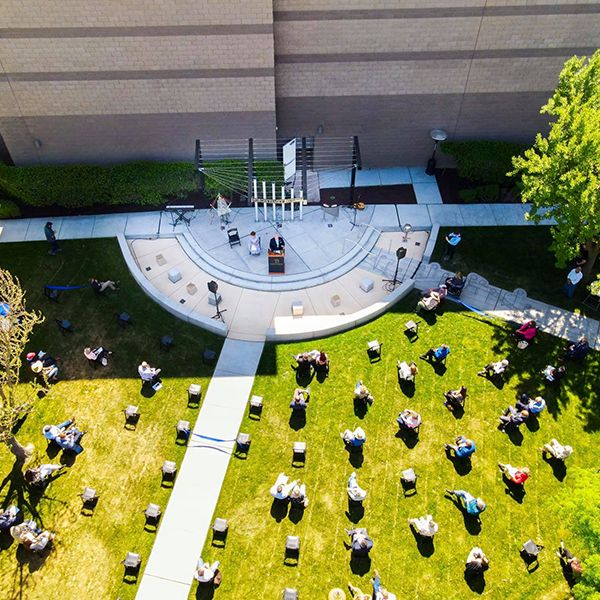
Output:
268 250 285 274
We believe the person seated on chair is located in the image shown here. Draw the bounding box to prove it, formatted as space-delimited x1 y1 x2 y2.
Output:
83 346 112 367
269 232 285 253
270 472 297 500
443 386 467 411
289 483 309 508
314 351 329 375
498 406 529 430
420 344 450 363
345 527 373 555
290 387 310 411
10 521 55 552
24 464 65 488
397 360 418 382
478 358 509 379
293 351 315 377
27 350 59 380
516 393 546 415
341 427 366 448
498 463 530 485
138 361 161 385
417 289 443 312
89 278 119 293
465 547 489 574
0 506 20 531
397 409 421 431
541 438 573 461
42 418 77 441
247 231 261 255
347 471 367 502
563 336 590 361
194 557 221 583
347 583 372 600
445 272 465 296
371 569 397 600
446 489 486 516
408 515 438 538
542 364 566 383
354 381 374 405
55 426 85 454
557 541 583 577
445 435 475 459
513 320 538 344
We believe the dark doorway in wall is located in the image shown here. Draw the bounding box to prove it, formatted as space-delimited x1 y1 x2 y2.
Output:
0 132 14 165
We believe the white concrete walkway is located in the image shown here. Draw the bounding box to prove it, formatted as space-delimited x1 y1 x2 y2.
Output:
135 338 264 600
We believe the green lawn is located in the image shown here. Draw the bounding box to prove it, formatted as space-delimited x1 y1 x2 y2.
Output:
431 227 599 312
195 294 599 599
0 239 222 600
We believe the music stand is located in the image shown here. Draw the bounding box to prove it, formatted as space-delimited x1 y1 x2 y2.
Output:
166 205 195 229
207 280 226 322
383 247 407 292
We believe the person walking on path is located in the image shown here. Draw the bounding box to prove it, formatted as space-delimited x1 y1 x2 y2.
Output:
444 231 461 260
564 266 583 298
44 222 60 255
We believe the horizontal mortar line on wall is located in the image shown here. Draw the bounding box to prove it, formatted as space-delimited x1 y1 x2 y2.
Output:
276 47 597 64
0 110 276 119
0 24 273 39
274 5 600 21
4 68 275 82
275 90 554 101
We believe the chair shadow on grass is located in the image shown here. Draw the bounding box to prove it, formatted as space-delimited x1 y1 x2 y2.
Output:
346 447 364 469
445 450 472 476
270 499 289 523
542 454 567 482
398 378 416 399
395 429 419 449
409 526 435 558
345 499 365 524
353 398 368 419
289 410 306 431
464 571 486 594
349 553 371 576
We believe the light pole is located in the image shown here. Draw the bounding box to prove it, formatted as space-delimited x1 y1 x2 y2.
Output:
425 129 447 176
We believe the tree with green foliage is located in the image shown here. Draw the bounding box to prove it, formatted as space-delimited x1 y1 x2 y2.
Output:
0 269 45 463
510 51 600 281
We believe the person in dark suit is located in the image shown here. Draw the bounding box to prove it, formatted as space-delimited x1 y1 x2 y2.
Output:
269 233 285 252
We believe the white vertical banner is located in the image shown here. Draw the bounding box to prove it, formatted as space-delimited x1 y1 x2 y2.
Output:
283 139 297 182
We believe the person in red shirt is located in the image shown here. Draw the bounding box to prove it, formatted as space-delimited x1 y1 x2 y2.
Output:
498 463 530 485
514 320 538 343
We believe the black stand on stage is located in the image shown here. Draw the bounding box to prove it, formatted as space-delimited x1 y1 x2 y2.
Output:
383 247 407 292
166 205 195 228
207 280 227 322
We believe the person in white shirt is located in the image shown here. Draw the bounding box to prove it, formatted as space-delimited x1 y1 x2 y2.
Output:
290 483 309 508
564 266 583 298
466 547 489 573
354 381 374 405
478 359 509 379
248 231 261 255
397 360 418 382
270 473 297 500
194 557 220 582
138 361 161 384
542 439 573 461
408 514 438 538
347 471 367 502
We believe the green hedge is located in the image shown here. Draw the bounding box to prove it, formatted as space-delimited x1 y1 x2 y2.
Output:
0 198 21 218
202 159 284 199
458 184 501 203
0 161 197 208
441 140 527 185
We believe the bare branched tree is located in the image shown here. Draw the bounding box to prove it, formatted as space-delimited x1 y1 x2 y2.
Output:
0 268 45 463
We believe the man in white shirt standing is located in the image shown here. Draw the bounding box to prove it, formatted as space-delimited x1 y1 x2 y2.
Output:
564 266 583 298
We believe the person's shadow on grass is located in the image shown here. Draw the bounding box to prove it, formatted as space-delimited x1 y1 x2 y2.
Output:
503 478 526 504
195 582 215 600
395 429 419 449
398 379 416 398
542 454 567 482
464 571 486 594
409 527 435 557
288 410 306 431
445 450 472 476
270 499 289 523
346 447 364 469
353 398 368 419
445 495 482 535
288 506 304 524
349 553 371 576
345 499 365 524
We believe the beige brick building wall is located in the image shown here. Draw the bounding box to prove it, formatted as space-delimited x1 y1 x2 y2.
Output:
0 0 599 166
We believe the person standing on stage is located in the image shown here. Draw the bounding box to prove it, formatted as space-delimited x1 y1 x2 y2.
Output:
269 233 285 252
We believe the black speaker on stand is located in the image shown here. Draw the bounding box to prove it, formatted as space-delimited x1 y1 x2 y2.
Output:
383 247 407 292
207 280 227 322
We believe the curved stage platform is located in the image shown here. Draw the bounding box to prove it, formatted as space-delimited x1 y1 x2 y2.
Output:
124 205 431 341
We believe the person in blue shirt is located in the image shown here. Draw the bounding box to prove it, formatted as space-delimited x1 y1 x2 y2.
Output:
420 344 450 363
445 435 475 459
444 231 461 259
446 489 486 516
